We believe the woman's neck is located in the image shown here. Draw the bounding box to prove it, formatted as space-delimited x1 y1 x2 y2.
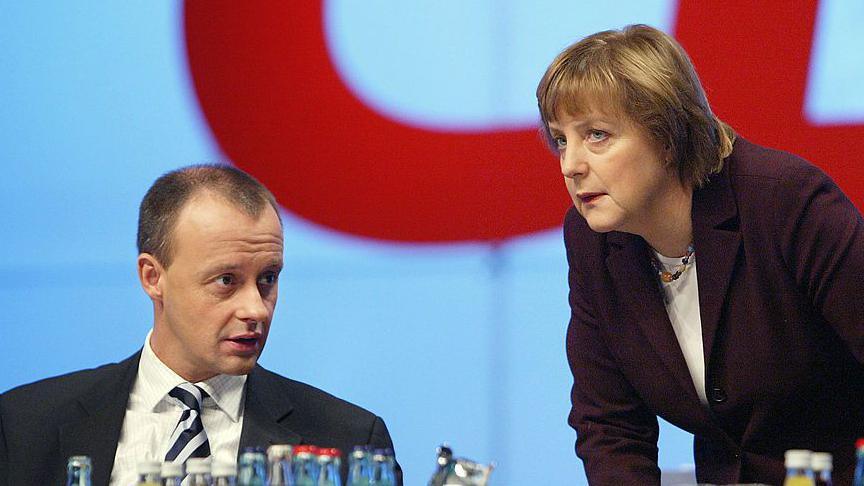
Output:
641 182 694 257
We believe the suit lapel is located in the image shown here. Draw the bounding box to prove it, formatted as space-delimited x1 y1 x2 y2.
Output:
58 352 140 486
692 165 741 370
604 232 705 406
239 366 301 453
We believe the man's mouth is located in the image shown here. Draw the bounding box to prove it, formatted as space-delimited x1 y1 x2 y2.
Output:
224 333 262 353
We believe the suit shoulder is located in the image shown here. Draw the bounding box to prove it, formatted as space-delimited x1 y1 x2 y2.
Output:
1 357 134 413
253 367 379 423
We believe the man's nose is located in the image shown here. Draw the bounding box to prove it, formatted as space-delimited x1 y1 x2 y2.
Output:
236 282 270 324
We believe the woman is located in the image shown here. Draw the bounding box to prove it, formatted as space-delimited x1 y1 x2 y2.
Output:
536 25 864 485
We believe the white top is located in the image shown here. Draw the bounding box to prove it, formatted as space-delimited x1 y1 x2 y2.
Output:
110 330 247 486
653 251 708 405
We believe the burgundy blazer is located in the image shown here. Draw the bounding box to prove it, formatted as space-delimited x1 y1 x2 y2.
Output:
565 137 864 485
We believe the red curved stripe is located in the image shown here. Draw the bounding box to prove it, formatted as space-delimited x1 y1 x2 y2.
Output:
184 1 862 244
183 1 569 243
676 0 863 210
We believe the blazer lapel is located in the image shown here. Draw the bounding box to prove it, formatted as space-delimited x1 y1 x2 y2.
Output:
692 166 742 369
604 232 705 407
239 366 301 452
58 352 140 486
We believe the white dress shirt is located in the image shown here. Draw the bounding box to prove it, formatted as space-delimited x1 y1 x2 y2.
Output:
653 251 708 405
109 331 247 486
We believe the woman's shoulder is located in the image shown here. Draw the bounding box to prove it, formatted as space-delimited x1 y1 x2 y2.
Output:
725 136 829 185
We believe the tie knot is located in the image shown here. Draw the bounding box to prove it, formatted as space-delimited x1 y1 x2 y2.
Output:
168 383 207 411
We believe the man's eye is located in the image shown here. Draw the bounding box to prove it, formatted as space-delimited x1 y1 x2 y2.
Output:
218 275 234 286
553 136 567 149
258 273 278 286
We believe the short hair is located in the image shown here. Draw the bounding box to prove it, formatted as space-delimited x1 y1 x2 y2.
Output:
137 164 281 267
536 24 735 187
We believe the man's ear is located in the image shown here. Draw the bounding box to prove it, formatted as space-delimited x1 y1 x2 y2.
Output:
138 253 165 302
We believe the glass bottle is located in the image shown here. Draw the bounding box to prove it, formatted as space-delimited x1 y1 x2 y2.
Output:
811 452 832 486
137 460 162 486
161 461 184 486
238 447 268 486
784 449 815 486
186 458 213 486
346 447 371 486
66 455 92 486
267 444 295 486
293 445 321 486
212 461 238 486
317 448 342 486
369 449 395 486
855 439 864 486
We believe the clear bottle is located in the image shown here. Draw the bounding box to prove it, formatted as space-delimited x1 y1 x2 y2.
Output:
267 444 295 486
369 449 395 486
238 447 268 486
784 449 815 486
66 455 92 486
186 457 213 486
346 447 371 486
137 460 162 486
293 446 321 486
161 461 184 486
812 452 833 486
855 439 864 486
317 448 343 486
212 461 238 486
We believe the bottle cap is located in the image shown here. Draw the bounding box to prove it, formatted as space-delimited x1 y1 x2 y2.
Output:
186 457 212 474
136 460 161 475
857 438 864 450
161 461 184 478
811 452 832 471
293 445 319 455
67 456 92 467
268 444 294 460
351 447 369 460
318 448 342 457
785 449 812 469
240 449 266 462
212 461 237 477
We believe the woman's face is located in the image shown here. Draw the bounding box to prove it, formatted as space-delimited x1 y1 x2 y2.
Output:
547 110 680 237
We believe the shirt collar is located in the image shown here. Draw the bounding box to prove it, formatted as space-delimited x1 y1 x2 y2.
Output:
139 330 247 422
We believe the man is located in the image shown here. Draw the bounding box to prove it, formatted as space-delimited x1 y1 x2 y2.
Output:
0 165 401 485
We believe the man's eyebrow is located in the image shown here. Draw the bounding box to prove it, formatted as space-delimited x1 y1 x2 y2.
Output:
202 263 241 276
265 260 284 271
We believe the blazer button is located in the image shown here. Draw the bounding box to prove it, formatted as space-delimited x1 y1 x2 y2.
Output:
710 386 727 404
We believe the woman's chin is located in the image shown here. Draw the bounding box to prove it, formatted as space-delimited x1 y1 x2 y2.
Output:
583 216 621 234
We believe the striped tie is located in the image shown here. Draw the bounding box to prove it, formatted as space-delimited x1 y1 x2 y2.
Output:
164 383 211 463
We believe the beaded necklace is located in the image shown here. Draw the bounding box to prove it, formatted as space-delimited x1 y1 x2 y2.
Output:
650 243 695 283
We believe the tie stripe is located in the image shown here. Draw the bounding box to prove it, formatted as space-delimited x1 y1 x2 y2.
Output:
165 383 211 463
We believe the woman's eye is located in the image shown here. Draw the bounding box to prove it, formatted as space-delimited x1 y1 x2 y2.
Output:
587 130 607 142
554 136 567 149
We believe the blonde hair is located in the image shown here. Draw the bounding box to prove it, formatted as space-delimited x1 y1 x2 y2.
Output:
536 24 735 187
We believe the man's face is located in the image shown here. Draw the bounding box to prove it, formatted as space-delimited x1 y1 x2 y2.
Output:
145 191 283 382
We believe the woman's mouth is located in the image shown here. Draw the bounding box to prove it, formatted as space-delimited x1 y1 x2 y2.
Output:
578 192 605 204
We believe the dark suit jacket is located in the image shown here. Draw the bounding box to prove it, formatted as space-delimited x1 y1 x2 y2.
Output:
0 352 402 485
565 138 864 485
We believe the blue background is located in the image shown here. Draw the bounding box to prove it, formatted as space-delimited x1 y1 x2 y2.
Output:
1 1 860 484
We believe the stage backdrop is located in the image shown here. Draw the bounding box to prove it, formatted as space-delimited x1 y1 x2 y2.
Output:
1 1 861 484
